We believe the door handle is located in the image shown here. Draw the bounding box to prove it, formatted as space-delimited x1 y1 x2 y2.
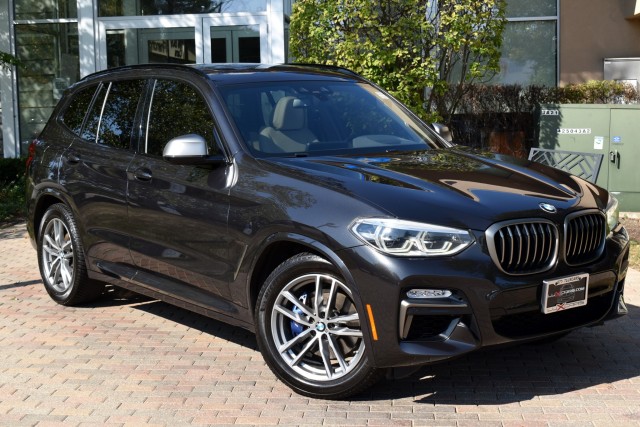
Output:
133 168 153 182
616 151 621 170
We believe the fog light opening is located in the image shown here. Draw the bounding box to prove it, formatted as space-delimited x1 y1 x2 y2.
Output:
407 289 452 299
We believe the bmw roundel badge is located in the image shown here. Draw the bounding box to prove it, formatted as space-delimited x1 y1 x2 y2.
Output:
539 203 557 213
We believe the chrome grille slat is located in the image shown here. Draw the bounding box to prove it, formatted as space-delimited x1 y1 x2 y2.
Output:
486 220 558 275
530 224 538 267
487 211 605 275
565 211 606 266
543 223 553 264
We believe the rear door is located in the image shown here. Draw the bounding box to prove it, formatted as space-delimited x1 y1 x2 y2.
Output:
60 79 146 268
126 76 235 313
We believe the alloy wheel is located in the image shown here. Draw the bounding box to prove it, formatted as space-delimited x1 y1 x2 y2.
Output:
270 273 365 382
41 217 75 293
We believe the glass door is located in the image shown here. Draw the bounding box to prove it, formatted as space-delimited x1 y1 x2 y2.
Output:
203 16 268 64
97 16 268 70
209 26 261 63
98 17 202 70
106 27 196 68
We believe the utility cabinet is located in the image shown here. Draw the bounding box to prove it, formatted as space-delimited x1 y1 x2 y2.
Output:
538 104 640 212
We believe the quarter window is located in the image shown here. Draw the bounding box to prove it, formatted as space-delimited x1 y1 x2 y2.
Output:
61 85 98 137
145 79 218 157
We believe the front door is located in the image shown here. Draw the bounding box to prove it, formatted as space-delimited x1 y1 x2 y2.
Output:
126 75 235 314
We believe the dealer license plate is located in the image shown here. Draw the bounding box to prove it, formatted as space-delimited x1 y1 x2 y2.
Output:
541 273 589 314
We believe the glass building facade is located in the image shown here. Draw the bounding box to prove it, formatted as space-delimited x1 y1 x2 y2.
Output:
1 0 292 157
0 0 587 158
490 0 559 86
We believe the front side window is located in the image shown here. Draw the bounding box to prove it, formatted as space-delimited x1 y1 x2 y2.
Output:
144 79 218 157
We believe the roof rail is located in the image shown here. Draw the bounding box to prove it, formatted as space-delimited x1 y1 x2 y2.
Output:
285 63 361 78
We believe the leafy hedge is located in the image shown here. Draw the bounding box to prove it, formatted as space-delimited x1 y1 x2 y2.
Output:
0 158 26 222
442 80 640 157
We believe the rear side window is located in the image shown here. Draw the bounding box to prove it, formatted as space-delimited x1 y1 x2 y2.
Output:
81 84 107 142
144 79 218 157
81 79 145 149
61 85 98 136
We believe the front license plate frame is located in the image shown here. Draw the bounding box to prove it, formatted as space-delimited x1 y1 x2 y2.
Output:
541 273 589 314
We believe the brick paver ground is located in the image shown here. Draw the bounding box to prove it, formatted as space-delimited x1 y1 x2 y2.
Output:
1 221 640 426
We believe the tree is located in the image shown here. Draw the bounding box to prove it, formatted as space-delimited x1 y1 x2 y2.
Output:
290 0 506 122
0 51 21 70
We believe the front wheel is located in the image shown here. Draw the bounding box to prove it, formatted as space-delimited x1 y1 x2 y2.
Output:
255 253 382 399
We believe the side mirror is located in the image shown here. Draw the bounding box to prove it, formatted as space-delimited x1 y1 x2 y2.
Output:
163 134 228 166
432 123 453 143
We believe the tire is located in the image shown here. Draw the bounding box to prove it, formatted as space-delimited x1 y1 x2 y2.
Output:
37 203 104 305
255 253 383 399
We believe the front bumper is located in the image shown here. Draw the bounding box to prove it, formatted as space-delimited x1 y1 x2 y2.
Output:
340 224 630 369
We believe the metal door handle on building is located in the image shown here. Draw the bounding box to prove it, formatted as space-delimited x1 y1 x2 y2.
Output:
609 150 620 169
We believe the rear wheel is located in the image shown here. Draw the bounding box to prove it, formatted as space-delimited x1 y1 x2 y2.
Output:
38 203 104 305
255 253 382 399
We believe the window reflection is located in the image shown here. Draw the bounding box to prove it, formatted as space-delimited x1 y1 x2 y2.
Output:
98 80 145 149
494 21 557 86
62 85 98 136
14 0 77 20
145 80 217 157
15 23 79 152
506 0 556 18
99 0 266 16
107 28 196 68
210 26 260 63
82 85 107 142
82 80 144 150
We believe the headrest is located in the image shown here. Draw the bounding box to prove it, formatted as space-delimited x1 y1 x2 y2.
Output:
272 96 306 131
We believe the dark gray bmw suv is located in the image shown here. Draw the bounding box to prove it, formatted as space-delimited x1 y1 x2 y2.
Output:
26 64 630 399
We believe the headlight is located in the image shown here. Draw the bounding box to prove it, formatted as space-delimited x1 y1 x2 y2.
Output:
351 218 474 257
606 194 619 233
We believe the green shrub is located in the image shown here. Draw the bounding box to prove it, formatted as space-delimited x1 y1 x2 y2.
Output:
0 157 27 222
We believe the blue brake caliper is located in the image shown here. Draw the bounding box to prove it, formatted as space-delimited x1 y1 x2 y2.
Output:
290 293 308 337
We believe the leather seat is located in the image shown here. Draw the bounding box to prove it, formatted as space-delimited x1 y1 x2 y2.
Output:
259 96 318 153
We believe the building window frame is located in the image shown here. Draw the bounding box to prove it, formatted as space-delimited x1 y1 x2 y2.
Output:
501 0 559 86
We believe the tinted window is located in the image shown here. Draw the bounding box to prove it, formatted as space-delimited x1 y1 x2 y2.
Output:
144 79 217 157
97 80 145 149
61 85 97 136
81 84 107 142
219 81 435 157
81 80 144 147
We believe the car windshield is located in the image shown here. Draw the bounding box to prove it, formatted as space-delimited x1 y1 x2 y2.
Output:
217 80 440 157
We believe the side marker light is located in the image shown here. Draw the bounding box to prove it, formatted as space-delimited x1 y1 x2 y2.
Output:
366 304 378 341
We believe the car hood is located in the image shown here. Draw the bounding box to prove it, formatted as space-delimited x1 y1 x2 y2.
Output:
265 148 607 231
